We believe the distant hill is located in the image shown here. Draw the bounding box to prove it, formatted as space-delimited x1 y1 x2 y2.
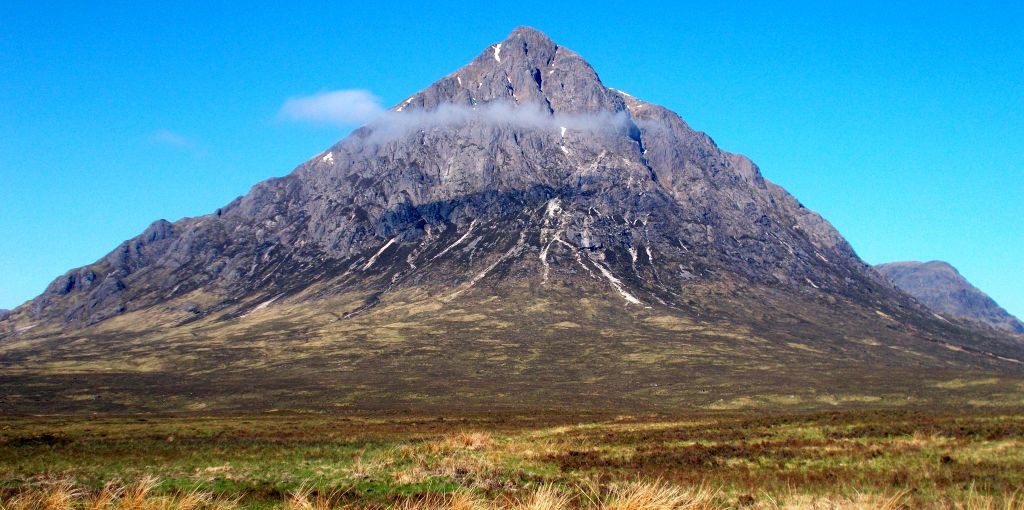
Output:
876 261 1024 335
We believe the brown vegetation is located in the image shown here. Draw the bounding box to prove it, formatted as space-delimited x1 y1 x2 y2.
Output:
4 479 1024 510
2 411 1023 509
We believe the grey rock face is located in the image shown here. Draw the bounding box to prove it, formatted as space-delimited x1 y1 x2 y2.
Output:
876 261 1024 335
0 27 1017 360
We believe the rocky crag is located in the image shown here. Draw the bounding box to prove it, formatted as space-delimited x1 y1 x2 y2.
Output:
876 261 1024 335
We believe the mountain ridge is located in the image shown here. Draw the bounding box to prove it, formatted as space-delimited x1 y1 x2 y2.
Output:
876 260 1024 335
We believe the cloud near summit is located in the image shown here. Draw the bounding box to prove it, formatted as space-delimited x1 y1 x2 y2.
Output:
366 102 633 144
278 89 385 126
279 89 634 142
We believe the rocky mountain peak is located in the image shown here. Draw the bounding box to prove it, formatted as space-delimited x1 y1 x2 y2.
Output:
2 28 892 328
392 27 625 117
497 26 560 68
507 25 556 45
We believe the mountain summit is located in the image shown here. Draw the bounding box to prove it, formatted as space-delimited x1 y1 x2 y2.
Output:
2 28 1022 414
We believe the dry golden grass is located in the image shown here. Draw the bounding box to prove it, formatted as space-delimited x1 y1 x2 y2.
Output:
378 492 487 510
438 432 495 452
950 489 1024 510
511 485 572 510
4 412 1024 509
762 491 911 510
383 431 501 487
347 450 389 480
0 477 235 510
3 480 1024 510
602 481 718 510
286 486 336 510
746 489 1024 510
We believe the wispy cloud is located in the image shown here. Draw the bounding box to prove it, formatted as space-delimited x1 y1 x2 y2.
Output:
278 89 384 126
366 102 633 144
276 89 634 143
151 129 196 148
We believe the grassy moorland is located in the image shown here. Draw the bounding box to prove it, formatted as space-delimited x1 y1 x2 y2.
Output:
2 410 1024 509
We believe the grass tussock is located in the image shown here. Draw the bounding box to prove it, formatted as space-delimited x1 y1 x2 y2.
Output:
602 481 719 510
286 486 337 510
511 485 572 510
0 477 236 510
381 432 500 488
397 492 487 510
950 489 1024 510
439 432 495 452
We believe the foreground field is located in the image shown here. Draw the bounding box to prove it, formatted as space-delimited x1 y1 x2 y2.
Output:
2 410 1023 509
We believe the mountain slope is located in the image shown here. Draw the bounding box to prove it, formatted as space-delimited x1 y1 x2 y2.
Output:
876 261 1024 335
1 27 1022 414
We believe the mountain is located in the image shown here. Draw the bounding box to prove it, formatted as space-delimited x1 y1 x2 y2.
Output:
1 27 1022 414
876 261 1024 335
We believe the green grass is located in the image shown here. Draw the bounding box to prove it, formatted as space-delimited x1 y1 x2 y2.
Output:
2 410 1023 508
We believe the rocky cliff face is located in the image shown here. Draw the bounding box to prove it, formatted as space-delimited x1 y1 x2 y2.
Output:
876 261 1024 335
1 28 1021 414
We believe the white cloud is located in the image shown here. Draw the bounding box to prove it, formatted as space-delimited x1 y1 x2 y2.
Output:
278 89 384 126
151 129 196 148
367 102 633 144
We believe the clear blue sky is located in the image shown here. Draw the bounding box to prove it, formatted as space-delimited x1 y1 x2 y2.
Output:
1 2 1021 319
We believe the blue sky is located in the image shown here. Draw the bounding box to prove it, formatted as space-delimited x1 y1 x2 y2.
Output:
1 1 1021 319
